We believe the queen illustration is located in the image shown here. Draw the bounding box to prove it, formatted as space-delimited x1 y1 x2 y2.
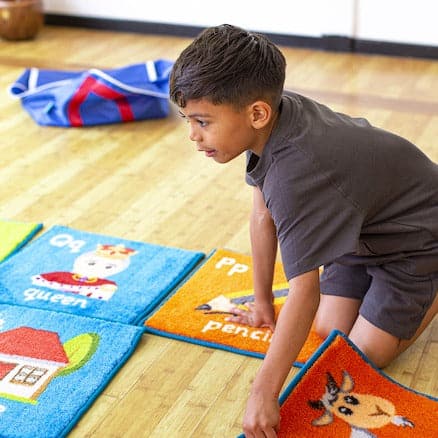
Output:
31 244 137 301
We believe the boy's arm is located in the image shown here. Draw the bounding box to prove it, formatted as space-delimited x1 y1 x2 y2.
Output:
242 269 320 437
227 186 277 329
250 186 278 305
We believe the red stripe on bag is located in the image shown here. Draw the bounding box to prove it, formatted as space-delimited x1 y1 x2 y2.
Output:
67 76 135 127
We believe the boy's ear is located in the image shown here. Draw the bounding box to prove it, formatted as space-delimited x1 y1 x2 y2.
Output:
248 101 273 129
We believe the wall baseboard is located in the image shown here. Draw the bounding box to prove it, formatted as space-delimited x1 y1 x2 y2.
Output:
44 14 438 60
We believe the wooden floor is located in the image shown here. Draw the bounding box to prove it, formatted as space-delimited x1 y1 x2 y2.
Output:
1 26 437 437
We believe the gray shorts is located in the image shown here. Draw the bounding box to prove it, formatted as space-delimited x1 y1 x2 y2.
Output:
320 262 438 339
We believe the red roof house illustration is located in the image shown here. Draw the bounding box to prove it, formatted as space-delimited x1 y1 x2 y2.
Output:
0 327 69 403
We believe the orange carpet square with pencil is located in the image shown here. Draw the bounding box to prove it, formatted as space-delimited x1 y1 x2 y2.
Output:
144 248 323 364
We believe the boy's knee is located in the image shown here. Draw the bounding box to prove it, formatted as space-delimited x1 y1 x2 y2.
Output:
355 343 394 368
313 295 361 339
313 319 333 339
313 309 358 339
349 319 400 368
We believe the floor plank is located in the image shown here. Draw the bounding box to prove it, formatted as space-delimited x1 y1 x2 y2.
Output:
0 25 436 437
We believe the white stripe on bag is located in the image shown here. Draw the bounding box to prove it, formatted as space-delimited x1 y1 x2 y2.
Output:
28 68 39 90
145 60 158 82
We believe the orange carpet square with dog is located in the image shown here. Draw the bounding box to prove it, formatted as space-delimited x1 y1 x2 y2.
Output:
144 248 323 364
275 331 438 437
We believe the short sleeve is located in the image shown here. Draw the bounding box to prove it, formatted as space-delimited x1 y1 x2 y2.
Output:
245 151 258 187
263 145 364 280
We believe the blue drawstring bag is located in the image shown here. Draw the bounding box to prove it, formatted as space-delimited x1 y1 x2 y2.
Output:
9 60 174 127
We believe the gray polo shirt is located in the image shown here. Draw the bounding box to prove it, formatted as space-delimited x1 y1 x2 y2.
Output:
246 91 438 280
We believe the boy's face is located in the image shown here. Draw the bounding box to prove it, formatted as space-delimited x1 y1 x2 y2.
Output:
178 98 265 163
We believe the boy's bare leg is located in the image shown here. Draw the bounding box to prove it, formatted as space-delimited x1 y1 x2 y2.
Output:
313 295 362 337
349 291 438 368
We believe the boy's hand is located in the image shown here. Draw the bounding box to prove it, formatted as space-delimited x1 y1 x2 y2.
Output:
242 389 280 438
225 301 276 331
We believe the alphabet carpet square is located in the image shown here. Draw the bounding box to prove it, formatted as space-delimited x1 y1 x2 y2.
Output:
144 248 323 365
263 330 438 437
0 219 42 262
0 225 204 324
0 303 143 438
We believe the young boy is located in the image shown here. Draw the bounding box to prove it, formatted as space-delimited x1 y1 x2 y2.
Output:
170 24 438 437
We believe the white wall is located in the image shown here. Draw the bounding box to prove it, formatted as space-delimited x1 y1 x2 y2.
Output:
41 0 353 37
42 0 437 46
356 0 437 46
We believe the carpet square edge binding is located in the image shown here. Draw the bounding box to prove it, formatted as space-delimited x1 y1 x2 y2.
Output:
143 248 324 365
144 247 324 365
0 224 205 325
0 302 145 438
142 247 268 358
62 324 144 438
143 248 267 359
280 329 438 405
0 219 43 263
236 329 438 437
133 247 206 326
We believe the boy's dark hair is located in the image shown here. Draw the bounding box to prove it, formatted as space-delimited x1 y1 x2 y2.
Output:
170 24 286 110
